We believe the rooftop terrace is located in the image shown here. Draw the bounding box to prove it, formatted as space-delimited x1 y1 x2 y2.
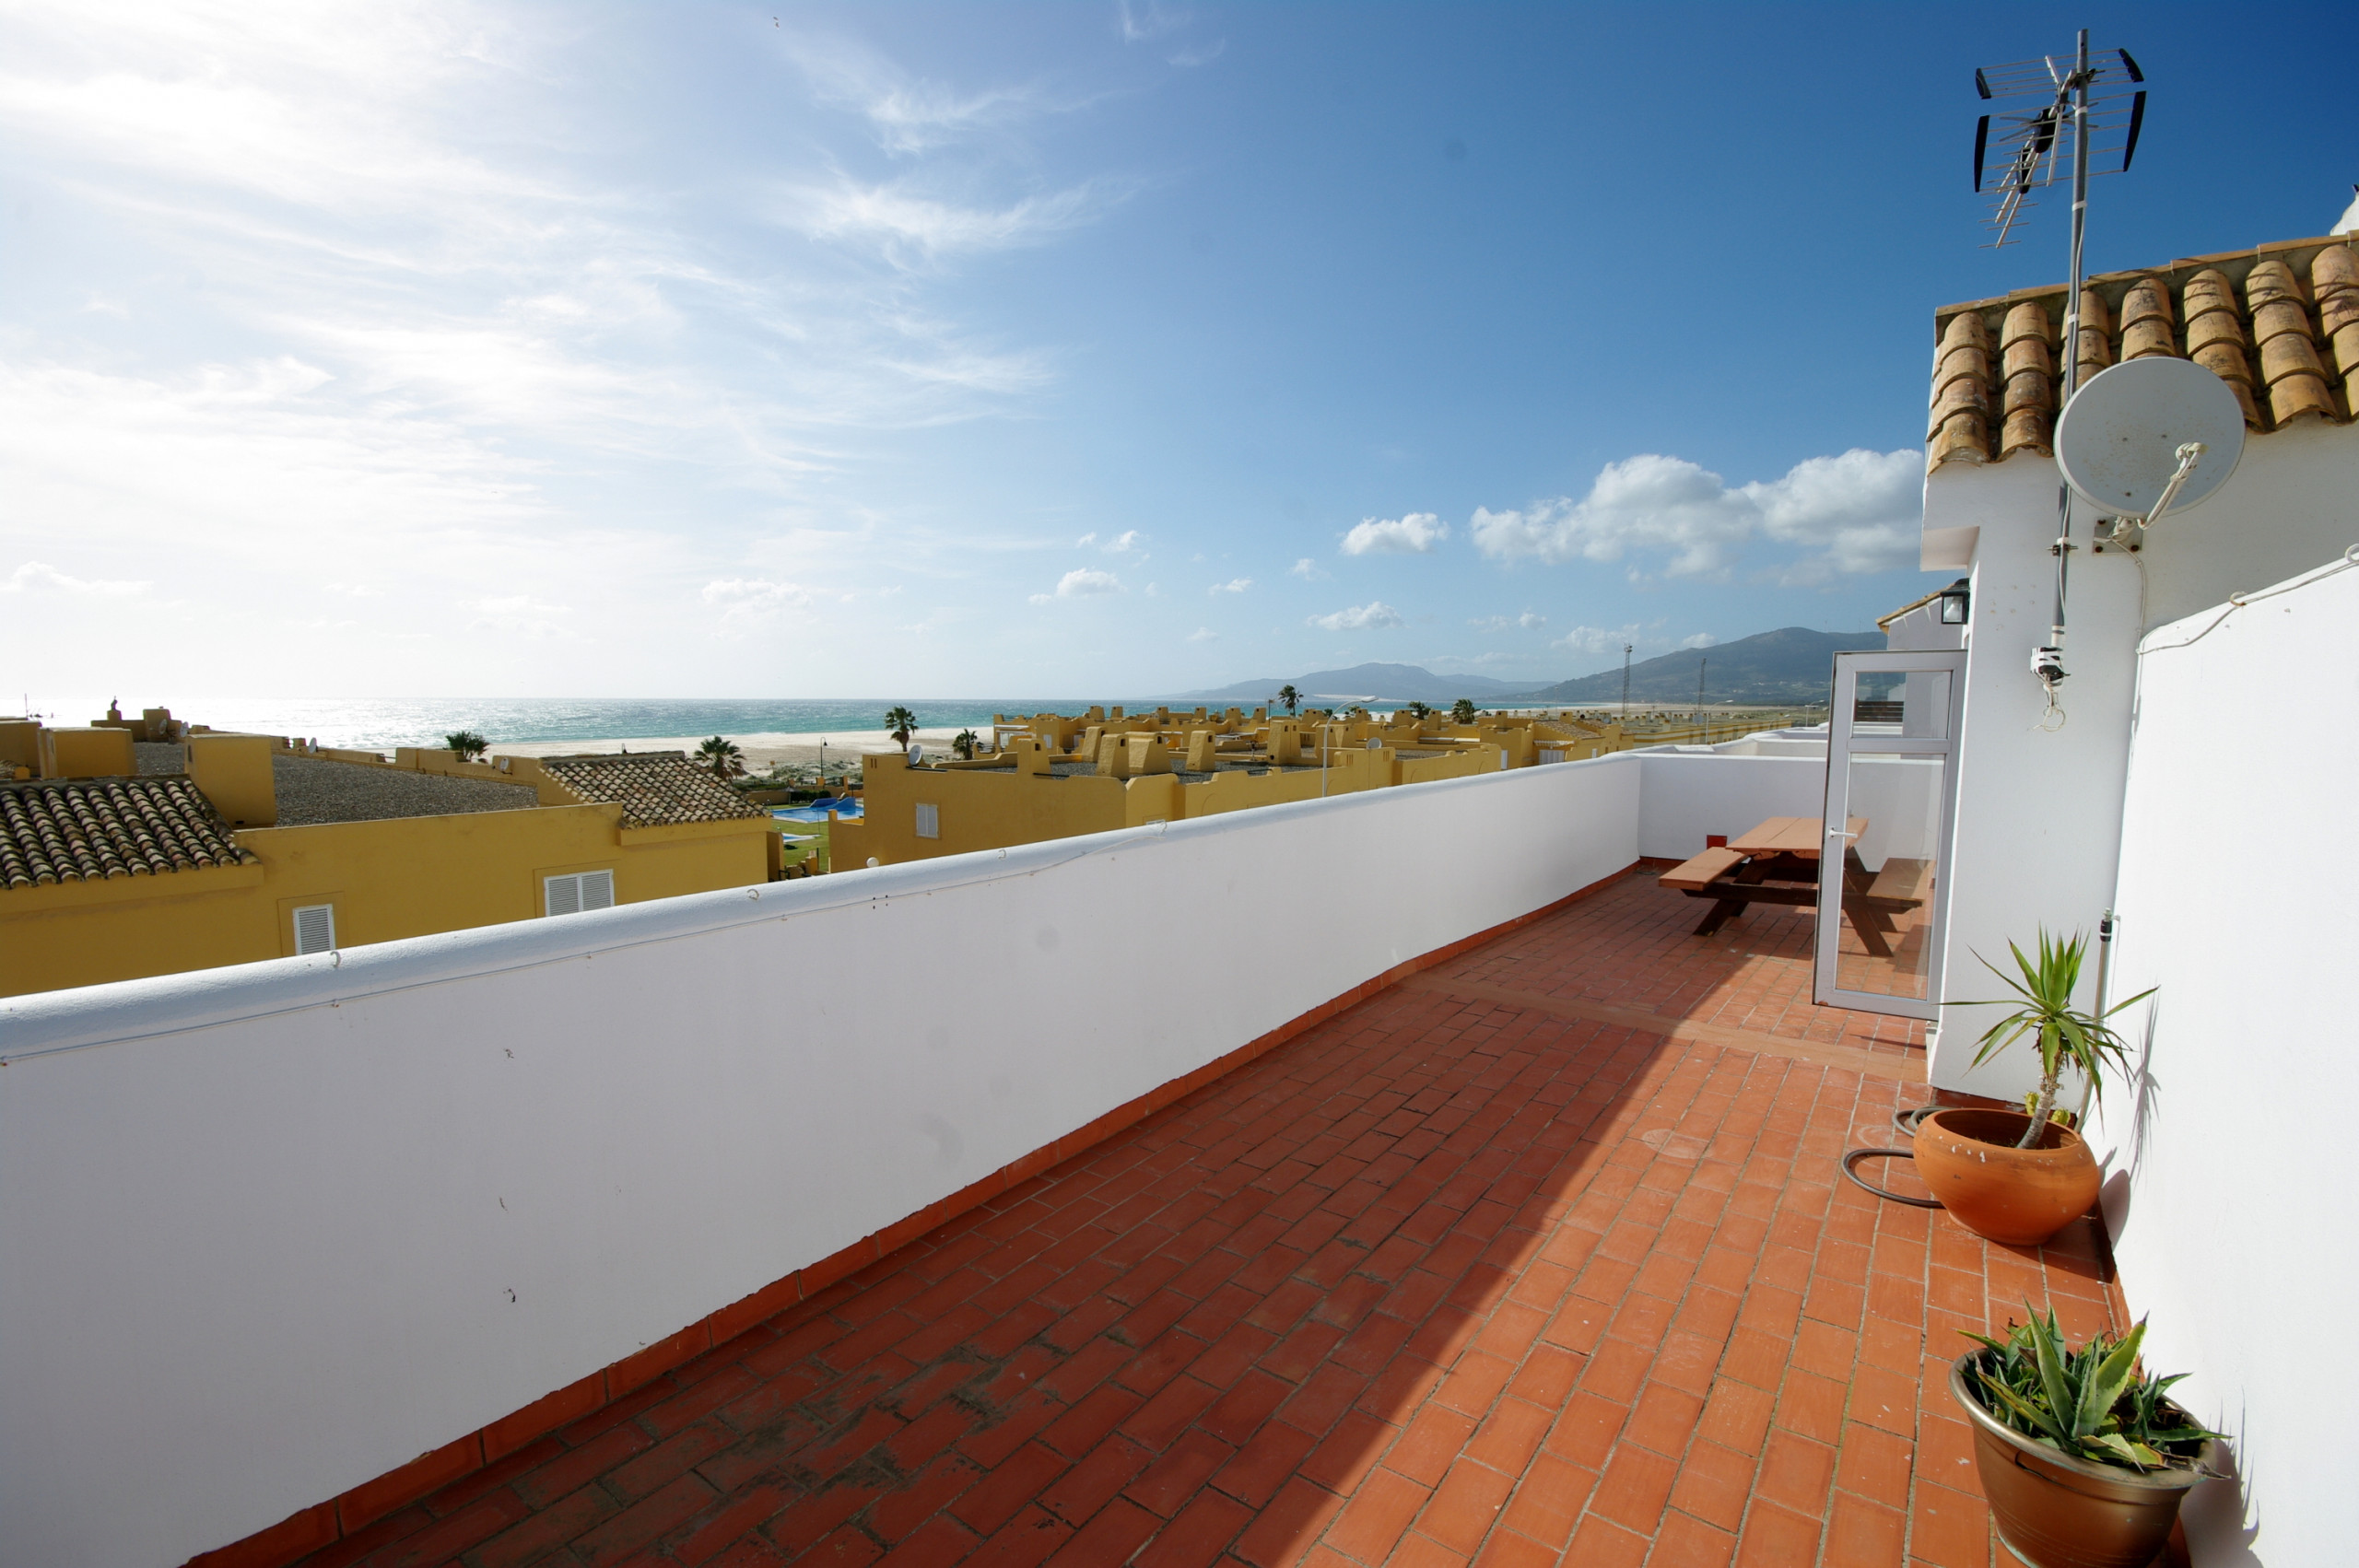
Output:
279 875 2114 1568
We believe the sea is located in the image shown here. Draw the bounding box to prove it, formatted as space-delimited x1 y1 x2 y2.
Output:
31 696 1209 751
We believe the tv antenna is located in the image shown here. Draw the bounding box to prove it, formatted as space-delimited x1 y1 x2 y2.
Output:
1970 30 2148 709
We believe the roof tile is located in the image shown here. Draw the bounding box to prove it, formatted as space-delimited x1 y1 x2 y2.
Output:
537 753 766 828
1929 234 2357 474
0 777 257 891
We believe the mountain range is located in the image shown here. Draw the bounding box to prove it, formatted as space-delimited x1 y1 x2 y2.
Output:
1177 628 1883 709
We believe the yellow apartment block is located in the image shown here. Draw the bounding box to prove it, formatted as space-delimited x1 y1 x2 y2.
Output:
0 718 779 998
834 704 1631 867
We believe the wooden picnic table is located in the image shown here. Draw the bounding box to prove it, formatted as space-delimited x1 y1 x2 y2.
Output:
1658 815 1932 958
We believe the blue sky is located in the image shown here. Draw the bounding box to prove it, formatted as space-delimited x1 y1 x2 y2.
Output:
4 2 2353 701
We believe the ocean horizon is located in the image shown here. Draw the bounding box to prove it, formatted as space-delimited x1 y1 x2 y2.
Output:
29 696 1298 752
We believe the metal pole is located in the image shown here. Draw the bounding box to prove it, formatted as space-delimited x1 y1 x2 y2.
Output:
1621 644 1633 720
1696 656 1708 739
2049 29 2093 659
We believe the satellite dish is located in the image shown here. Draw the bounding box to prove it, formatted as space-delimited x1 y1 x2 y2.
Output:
2055 357 2245 518
907 742 924 766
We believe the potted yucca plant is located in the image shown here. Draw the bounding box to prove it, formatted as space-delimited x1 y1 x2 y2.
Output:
1915 929 2154 1244
1952 1307 2217 1568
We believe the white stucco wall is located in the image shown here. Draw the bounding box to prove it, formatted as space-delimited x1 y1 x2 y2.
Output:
1634 752 1825 859
1924 422 2358 1096
2091 556 2359 1565
0 757 1643 1568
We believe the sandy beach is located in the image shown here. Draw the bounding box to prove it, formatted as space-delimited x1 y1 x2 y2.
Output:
488 727 989 774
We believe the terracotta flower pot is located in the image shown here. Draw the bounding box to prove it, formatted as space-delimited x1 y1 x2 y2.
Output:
1912 1108 2100 1246
1950 1354 2212 1568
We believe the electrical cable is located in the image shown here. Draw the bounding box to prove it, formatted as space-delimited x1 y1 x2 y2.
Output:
2138 542 2359 658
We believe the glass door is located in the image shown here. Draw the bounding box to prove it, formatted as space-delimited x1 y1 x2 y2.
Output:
1813 650 1966 1018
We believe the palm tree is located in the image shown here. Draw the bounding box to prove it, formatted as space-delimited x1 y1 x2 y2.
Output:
1402 701 1431 722
443 730 489 761
694 735 745 780
884 706 920 746
1449 698 1477 725
952 729 980 760
1275 685 1301 715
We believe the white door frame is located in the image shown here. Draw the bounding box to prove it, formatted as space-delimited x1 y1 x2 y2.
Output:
1813 649 1968 1019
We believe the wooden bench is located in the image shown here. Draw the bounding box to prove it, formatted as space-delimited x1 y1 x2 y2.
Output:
1659 846 1746 892
1863 856 1933 908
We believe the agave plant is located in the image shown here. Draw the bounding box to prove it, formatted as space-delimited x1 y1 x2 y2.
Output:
1948 928 2155 1148
1962 1307 2216 1471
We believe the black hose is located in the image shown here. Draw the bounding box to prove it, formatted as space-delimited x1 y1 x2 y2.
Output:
1841 1146 1943 1208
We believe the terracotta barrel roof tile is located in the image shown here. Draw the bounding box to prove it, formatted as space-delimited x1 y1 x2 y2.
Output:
539 753 768 829
2117 276 2179 360
1999 301 2057 457
1926 311 1993 468
0 778 255 891
2245 259 2336 424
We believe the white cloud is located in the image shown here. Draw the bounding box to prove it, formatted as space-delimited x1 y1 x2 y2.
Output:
1470 611 1547 630
1288 557 1329 580
1341 511 1449 556
470 594 572 638
1186 626 1217 642
1028 567 1123 604
1740 449 1923 582
781 176 1123 269
1104 530 1144 553
1554 625 1641 658
781 35 1061 156
1075 532 1097 547
1681 632 1719 650
1470 450 1919 580
701 577 812 628
3 560 149 596
1308 601 1403 631
1208 577 1250 594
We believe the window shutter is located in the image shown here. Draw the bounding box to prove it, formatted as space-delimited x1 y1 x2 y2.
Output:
293 904 335 954
914 802 940 840
1540 748 1566 765
544 870 615 917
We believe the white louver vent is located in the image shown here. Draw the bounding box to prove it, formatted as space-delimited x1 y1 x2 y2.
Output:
914 802 940 839
292 904 336 955
1539 749 1567 765
544 869 616 917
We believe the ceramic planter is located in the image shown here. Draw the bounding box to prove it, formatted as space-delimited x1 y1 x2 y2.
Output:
1949 1353 2212 1568
1912 1107 2101 1245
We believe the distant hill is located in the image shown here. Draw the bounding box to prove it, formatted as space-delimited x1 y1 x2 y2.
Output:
1179 662 1530 704
1507 627 1884 707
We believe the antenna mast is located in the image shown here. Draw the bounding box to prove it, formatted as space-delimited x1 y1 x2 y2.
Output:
1970 31 2147 705
1621 644 1633 720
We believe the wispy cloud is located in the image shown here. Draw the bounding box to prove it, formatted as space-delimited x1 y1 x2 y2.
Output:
780 33 1068 156
1208 577 1250 594
1029 567 1123 604
1288 557 1329 580
1309 601 1403 631
3 560 150 596
1470 611 1547 630
1681 631 1718 649
1470 450 1919 581
1186 626 1217 641
778 176 1125 268
1341 511 1449 556
1554 625 1642 658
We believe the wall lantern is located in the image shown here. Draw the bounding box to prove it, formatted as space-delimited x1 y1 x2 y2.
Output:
1938 578 1972 626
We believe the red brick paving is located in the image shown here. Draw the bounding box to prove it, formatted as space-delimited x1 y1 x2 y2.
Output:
294 874 2120 1567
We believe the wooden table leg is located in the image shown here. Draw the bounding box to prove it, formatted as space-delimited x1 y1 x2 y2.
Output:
1842 897 1895 958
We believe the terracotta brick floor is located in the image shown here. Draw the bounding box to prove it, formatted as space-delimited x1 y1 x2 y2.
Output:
299 872 2123 1568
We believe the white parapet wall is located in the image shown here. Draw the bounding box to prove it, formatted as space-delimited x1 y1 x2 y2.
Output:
2089 556 2359 1566
0 755 1646 1568
1634 750 1826 860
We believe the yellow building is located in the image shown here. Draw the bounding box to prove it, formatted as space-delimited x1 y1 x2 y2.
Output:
0 721 779 998
834 703 1631 867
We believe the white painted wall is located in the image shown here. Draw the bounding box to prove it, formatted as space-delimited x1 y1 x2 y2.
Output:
0 757 1642 1568
1924 423 2358 1098
1634 752 1825 859
2090 557 2359 1566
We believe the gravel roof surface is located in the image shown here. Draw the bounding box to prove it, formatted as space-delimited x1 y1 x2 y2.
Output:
270 754 538 826
135 743 185 777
